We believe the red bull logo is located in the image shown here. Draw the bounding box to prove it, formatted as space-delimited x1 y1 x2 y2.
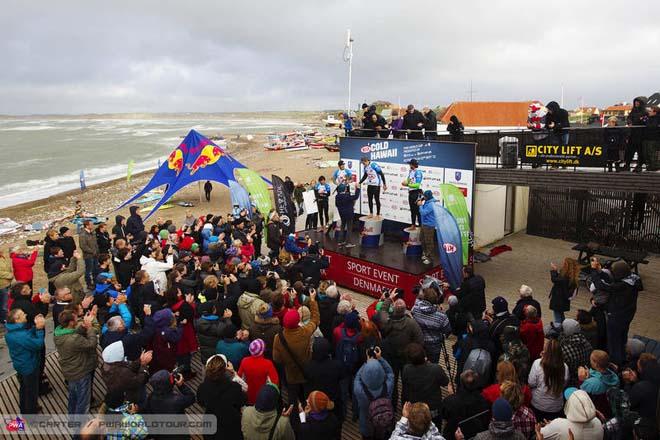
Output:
188 144 224 175
167 149 184 176
443 243 457 254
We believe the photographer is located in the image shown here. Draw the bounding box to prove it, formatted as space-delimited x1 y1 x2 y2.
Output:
353 346 396 439
411 287 451 364
290 246 329 288
143 369 196 439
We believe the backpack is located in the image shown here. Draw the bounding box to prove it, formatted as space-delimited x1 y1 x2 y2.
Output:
335 328 359 374
360 378 394 438
463 348 492 388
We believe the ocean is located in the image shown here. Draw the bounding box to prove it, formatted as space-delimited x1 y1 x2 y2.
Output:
0 115 310 209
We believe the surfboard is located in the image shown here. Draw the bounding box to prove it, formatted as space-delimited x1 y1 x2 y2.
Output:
140 203 174 213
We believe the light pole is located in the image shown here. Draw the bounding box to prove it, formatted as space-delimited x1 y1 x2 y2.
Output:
343 29 354 116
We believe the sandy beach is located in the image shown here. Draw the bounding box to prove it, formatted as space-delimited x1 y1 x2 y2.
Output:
0 125 340 289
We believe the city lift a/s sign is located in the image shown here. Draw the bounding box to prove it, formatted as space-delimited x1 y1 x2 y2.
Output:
522 144 605 167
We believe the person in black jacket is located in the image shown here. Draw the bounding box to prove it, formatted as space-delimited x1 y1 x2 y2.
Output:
422 107 438 140
196 302 232 365
452 319 496 385
402 343 449 428
57 227 77 263
101 309 155 361
511 284 542 321
304 337 345 424
643 105 660 171
545 101 571 145
266 213 283 258
403 104 426 140
549 258 579 324
318 283 339 345
111 215 127 245
203 180 213 202
441 370 490 440
290 249 329 288
486 297 520 356
197 355 247 440
125 206 145 243
447 115 465 142
604 116 625 172
453 267 486 321
625 353 660 421
96 223 111 255
592 260 642 367
625 96 648 171
297 390 341 440
144 370 196 440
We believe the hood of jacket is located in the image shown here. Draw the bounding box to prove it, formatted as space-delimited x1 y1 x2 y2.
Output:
565 390 597 423
633 96 648 108
5 322 29 333
414 298 437 315
153 308 173 329
238 291 260 309
129 206 140 216
54 326 77 337
245 408 279 434
149 369 173 394
488 420 517 437
546 101 561 113
582 368 620 395
114 215 125 226
311 337 331 361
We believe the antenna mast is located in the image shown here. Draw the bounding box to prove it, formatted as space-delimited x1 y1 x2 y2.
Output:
343 29 354 115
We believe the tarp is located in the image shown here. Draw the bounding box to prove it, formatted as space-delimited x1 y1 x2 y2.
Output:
229 180 252 219
440 184 471 265
431 202 463 290
118 129 266 220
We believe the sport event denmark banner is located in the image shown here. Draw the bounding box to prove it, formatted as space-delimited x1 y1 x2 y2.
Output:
339 138 477 224
521 144 605 167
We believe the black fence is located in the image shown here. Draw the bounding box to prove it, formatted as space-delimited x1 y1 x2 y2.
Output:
527 187 660 253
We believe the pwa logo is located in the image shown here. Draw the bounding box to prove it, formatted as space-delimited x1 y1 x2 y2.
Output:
443 243 457 254
5 417 25 432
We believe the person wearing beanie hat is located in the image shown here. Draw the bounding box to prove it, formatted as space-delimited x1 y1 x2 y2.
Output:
273 288 321 409
237 339 280 405
250 302 281 359
463 397 525 440
101 341 152 406
242 383 295 440
299 306 324 338
512 285 542 321
417 188 437 265
539 390 602 440
298 390 341 439
353 346 395 437
488 297 520 357
559 319 593 388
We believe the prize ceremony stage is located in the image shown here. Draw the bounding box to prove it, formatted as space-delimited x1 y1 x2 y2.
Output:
303 228 442 305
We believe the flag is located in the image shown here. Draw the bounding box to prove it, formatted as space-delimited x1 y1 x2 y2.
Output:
431 202 463 290
79 170 86 191
127 160 135 182
272 174 296 235
440 184 471 265
229 180 252 219
236 168 272 218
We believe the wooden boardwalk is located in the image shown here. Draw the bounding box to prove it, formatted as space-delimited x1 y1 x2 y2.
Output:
0 292 457 439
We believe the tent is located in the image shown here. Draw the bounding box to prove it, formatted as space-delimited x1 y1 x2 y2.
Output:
118 129 269 219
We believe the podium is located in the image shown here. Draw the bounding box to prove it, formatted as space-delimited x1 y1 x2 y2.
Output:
402 226 423 256
359 216 384 248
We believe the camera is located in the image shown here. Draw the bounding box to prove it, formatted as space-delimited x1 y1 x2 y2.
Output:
366 346 379 359
381 287 390 298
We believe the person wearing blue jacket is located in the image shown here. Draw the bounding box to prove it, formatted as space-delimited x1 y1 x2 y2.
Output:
353 347 395 438
314 176 332 232
402 159 424 228
417 190 436 265
334 184 361 248
332 160 353 185
5 308 46 415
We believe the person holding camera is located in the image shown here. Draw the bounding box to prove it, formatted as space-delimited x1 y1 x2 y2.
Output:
291 247 329 287
144 369 196 439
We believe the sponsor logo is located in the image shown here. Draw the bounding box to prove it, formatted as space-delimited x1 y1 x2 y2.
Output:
347 160 353 169
443 243 457 253
359 141 397 160
5 417 25 432
280 215 291 227
526 145 538 157
455 171 462 181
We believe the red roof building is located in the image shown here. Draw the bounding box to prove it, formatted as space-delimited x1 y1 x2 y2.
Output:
440 101 533 127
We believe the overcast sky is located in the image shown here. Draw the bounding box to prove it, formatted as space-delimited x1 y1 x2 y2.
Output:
1 1 658 115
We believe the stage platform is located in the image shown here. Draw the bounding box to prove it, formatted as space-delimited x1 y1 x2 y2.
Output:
303 229 442 304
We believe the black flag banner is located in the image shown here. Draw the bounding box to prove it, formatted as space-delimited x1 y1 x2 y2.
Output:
271 174 297 235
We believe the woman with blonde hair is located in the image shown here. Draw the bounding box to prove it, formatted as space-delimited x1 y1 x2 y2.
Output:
481 361 532 406
528 338 569 421
549 257 580 324
500 380 537 439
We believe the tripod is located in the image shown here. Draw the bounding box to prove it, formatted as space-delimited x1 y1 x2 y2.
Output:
438 332 455 390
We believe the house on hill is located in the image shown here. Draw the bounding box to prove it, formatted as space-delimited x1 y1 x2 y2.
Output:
439 101 532 128
603 104 633 119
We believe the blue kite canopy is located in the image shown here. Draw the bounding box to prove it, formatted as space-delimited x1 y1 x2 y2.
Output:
118 129 258 219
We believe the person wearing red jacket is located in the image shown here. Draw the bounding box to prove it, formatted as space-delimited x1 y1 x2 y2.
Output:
237 338 279 405
519 305 544 361
168 290 197 379
10 246 39 289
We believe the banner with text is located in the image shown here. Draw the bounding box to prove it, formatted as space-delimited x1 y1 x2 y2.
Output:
339 137 477 224
521 144 605 167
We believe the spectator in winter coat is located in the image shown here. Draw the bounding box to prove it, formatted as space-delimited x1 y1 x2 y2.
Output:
195 301 232 364
139 248 174 294
453 319 497 387
238 278 266 330
216 323 250 370
545 101 571 145
578 350 619 418
79 220 99 288
318 283 339 344
238 339 279 405
266 213 283 257
455 266 486 321
447 115 465 142
402 343 449 429
498 326 530 385
5 308 45 415
576 309 599 351
297 390 341 440
528 339 569 421
100 309 154 361
511 285 541 321
481 361 531 407
442 370 491 440
147 308 182 374
422 107 438 140
625 353 660 421
334 184 360 246
250 303 282 359
57 227 77 263
559 319 593 388
487 297 520 356
519 306 544 361
42 229 59 272
467 398 526 440
273 291 321 408
549 259 580 324
10 246 38 288
95 223 111 255
402 104 426 140
241 384 296 440
101 340 151 405
446 295 469 337
197 355 247 440
53 309 98 415
540 389 603 440
143 370 196 440
353 347 395 438
304 337 345 423
112 215 127 244
125 206 145 242
411 288 451 364
390 401 444 440
499 381 536 440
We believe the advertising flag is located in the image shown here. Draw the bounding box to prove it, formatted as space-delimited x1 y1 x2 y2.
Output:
79 170 86 191
431 202 463 290
127 160 135 182
229 180 252 219
272 174 296 235
236 168 272 217
440 183 471 265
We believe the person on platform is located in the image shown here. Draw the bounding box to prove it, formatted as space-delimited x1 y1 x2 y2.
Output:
334 183 360 248
422 107 438 140
204 180 213 202
625 96 648 171
545 101 571 146
341 112 353 136
332 160 353 186
403 159 424 229
359 156 386 218
403 104 426 140
314 176 331 233
390 109 405 139
447 115 465 142
417 190 436 265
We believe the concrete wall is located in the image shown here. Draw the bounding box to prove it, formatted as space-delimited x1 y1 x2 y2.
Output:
473 184 507 248
513 186 529 233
